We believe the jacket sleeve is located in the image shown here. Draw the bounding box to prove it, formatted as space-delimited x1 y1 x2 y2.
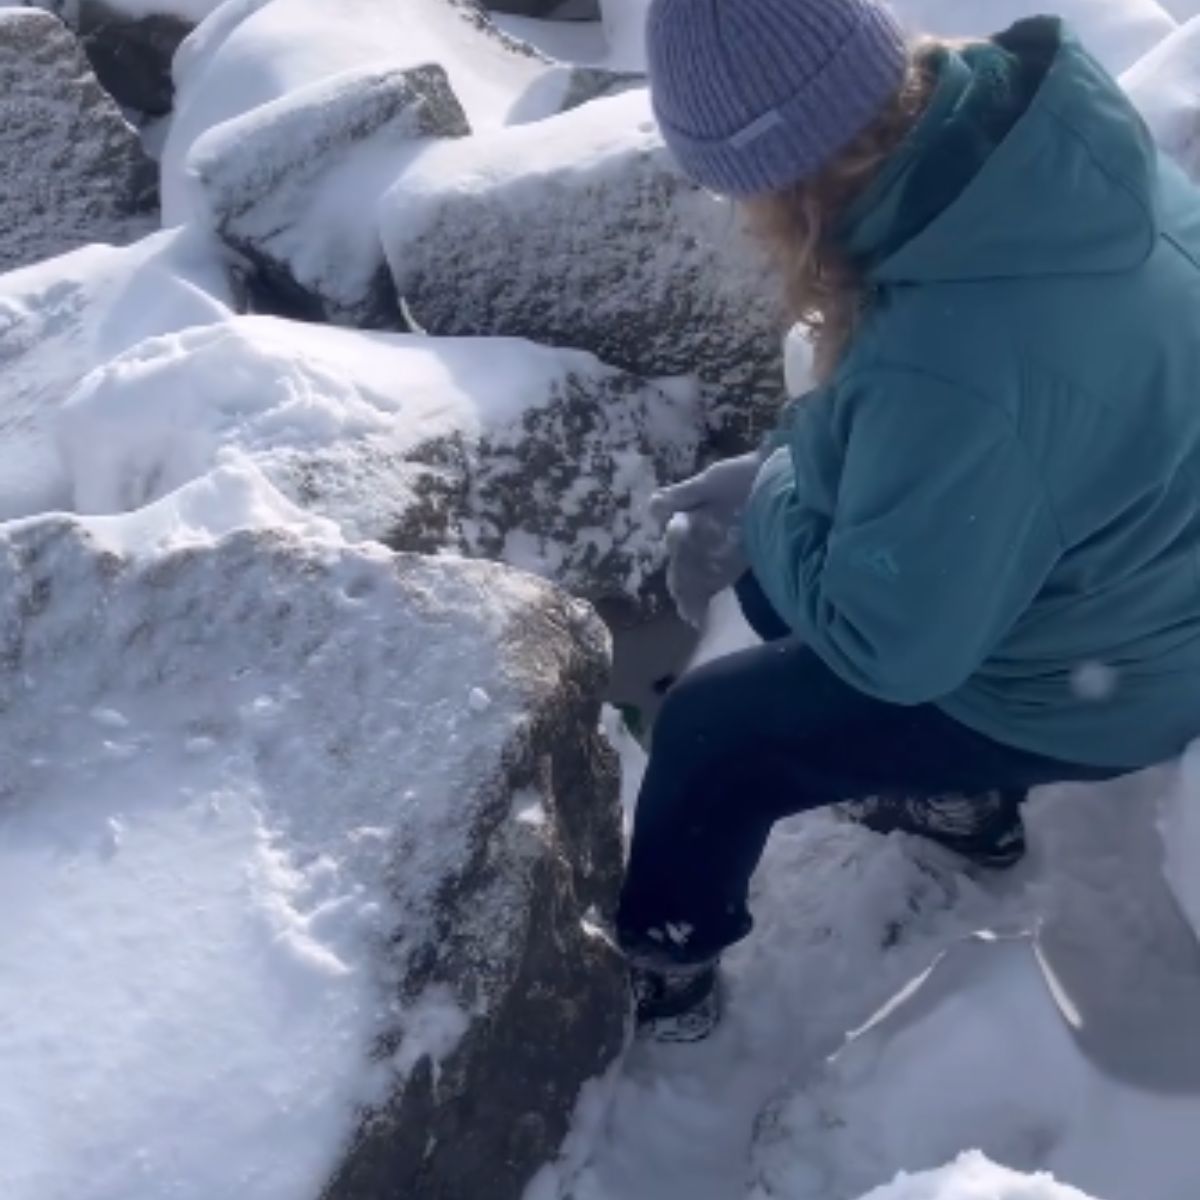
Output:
742 367 1064 704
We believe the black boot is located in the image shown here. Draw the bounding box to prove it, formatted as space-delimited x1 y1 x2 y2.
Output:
629 959 722 1043
610 921 726 1043
838 789 1027 869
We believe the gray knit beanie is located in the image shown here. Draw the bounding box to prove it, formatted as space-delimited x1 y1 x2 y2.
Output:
646 0 909 197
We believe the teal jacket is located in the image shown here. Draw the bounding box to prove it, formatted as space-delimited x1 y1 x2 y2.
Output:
743 18 1200 770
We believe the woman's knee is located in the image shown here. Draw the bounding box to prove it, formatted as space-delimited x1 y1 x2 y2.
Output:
650 640 875 768
651 652 772 763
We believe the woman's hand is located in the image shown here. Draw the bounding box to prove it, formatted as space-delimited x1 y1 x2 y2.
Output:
651 453 761 628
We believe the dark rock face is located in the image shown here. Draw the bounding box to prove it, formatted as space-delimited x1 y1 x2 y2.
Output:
368 368 702 613
482 0 572 16
74 0 192 116
0 9 158 273
323 578 627 1200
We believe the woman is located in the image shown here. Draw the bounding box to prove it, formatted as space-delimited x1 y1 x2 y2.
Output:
617 0 1200 1043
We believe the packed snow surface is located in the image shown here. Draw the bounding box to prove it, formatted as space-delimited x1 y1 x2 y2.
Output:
837 1154 1100 1200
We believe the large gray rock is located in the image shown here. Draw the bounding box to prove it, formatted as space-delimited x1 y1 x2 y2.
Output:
0 506 626 1200
188 64 471 328
0 9 158 273
381 88 787 449
57 316 704 614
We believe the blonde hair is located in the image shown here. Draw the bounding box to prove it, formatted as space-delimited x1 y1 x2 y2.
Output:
744 44 943 382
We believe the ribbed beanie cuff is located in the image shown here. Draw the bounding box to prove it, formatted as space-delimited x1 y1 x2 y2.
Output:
649 0 909 197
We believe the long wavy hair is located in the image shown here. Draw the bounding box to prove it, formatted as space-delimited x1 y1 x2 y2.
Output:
743 44 943 382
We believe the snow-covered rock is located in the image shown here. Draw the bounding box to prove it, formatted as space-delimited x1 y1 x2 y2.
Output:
187 63 470 327
56 315 703 612
1123 18 1200 182
382 89 786 448
0 229 232 521
163 0 575 223
0 489 626 1200
839 1154 1100 1200
0 9 158 273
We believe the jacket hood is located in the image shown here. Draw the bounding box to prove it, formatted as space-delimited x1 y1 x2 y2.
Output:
849 18 1160 285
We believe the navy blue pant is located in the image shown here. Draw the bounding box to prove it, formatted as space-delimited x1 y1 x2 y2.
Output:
616 575 1125 963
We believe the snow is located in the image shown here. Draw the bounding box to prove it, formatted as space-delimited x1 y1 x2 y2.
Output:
0 472 579 1200
839 1154 1099 1200
382 86 655 242
783 325 817 398
1122 17 1200 180
69 453 340 555
163 0 558 223
557 724 1009 1200
750 909 1200 1200
0 734 389 1200
685 586 758 671
0 228 232 521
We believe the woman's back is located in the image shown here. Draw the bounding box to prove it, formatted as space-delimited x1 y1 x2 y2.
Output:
746 21 1200 767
